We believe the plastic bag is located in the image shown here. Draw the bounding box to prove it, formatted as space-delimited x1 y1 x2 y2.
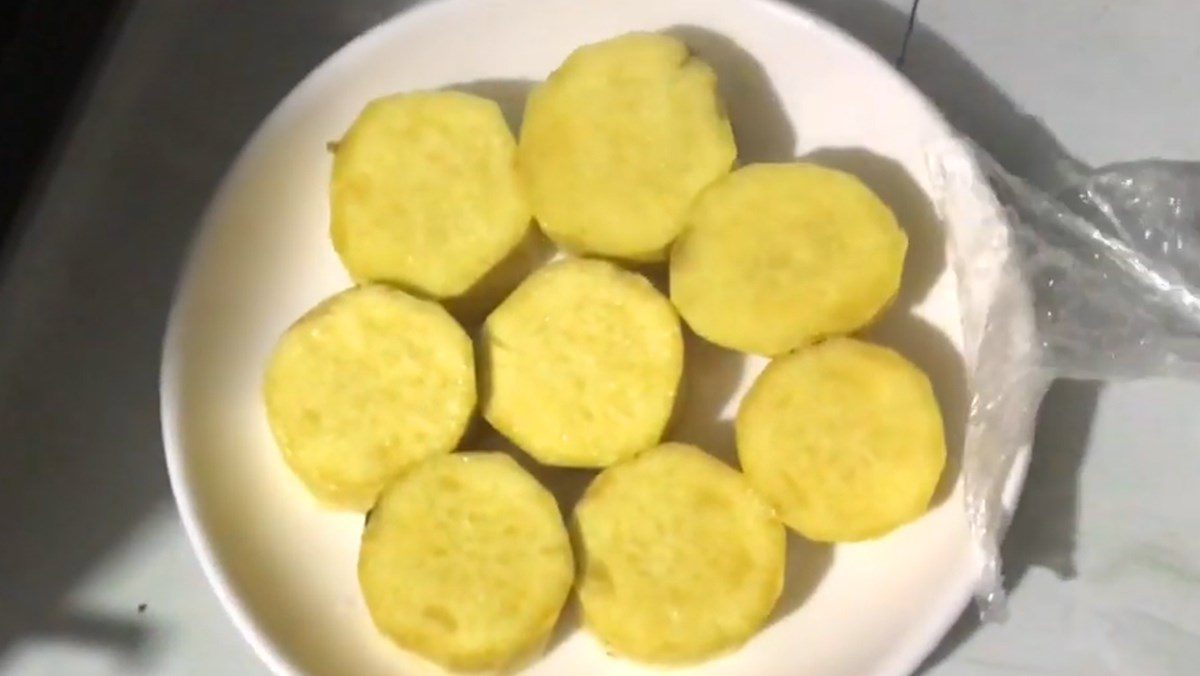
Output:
927 141 1200 618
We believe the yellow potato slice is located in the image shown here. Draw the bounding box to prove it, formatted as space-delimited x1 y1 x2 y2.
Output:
518 33 736 261
736 338 946 542
359 452 574 672
331 91 531 298
671 163 907 355
482 258 683 467
574 443 785 663
263 285 475 511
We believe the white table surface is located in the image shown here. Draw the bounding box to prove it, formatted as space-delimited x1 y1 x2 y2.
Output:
1 1 1197 674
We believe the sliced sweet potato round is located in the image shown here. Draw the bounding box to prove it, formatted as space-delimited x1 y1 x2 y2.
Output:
671 163 907 355
359 452 574 671
263 285 475 511
736 338 946 542
482 258 683 467
573 443 785 663
331 91 531 298
518 33 736 261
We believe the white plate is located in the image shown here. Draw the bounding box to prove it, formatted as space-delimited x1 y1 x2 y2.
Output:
160 0 1024 674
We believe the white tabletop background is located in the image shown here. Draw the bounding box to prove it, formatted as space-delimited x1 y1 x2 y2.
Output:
0 1 1197 674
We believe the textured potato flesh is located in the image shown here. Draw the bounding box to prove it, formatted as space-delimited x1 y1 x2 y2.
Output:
736 338 946 542
331 91 531 297
359 453 574 671
483 258 683 467
518 33 736 261
671 163 907 355
574 443 785 663
263 285 475 511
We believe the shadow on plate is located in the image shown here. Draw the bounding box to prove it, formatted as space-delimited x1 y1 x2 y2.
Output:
447 78 534 137
668 326 749 470
664 25 796 163
470 422 598 520
768 535 835 630
442 225 557 329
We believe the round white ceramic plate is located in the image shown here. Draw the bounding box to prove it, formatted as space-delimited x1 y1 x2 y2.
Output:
161 0 1029 674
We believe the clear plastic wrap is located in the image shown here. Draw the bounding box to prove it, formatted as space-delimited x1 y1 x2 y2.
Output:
927 141 1200 618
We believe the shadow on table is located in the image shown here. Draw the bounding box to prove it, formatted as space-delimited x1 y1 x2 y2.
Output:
0 0 391 665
